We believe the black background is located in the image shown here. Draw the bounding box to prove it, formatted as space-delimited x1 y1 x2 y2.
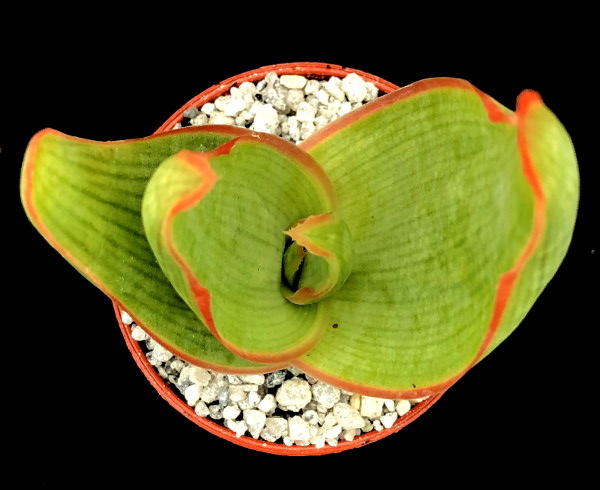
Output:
4 11 597 487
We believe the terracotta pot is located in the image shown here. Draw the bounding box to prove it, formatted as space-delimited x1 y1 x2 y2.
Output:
114 62 445 455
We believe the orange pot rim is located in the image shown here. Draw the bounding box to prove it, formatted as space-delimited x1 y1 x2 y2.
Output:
116 61 445 455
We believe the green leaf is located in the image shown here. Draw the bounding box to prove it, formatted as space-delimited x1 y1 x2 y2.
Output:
141 134 340 363
297 79 578 397
20 126 281 372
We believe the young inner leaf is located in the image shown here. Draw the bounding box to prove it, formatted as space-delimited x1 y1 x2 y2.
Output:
282 239 306 290
283 213 354 305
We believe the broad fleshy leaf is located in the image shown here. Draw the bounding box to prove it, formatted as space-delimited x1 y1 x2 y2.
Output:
20 126 283 372
297 79 578 397
141 133 340 363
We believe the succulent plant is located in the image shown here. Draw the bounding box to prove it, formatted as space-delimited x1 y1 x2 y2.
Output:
20 76 578 401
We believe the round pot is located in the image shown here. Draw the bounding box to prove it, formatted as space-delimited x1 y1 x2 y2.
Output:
114 62 445 455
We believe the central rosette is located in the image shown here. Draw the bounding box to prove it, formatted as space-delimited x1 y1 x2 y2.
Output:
281 213 354 305
142 131 353 364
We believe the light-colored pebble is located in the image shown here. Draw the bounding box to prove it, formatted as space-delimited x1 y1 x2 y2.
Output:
217 388 228 406
209 111 234 125
360 396 385 419
225 418 248 438
235 110 252 126
276 377 312 412
215 94 247 117
364 82 379 101
304 79 320 95
314 114 331 130
184 384 202 405
170 359 184 372
223 405 241 420
238 374 265 385
302 410 319 425
323 423 342 440
311 435 326 449
323 76 346 101
260 417 288 442
315 89 330 105
341 429 357 442
300 121 316 140
280 74 307 89
157 366 168 380
381 412 398 429
251 104 279 134
288 415 311 442
239 81 256 95
333 403 366 430
200 102 215 115
120 310 133 325
342 72 368 103
311 381 341 410
229 384 257 404
130 324 148 341
321 412 337 431
349 393 361 411
208 404 223 419
190 113 208 126
396 399 412 416
152 343 173 363
200 375 228 404
263 86 288 112
296 101 316 123
189 366 211 386
194 401 210 417
339 101 353 116
257 394 277 414
247 390 261 408
384 399 396 412
244 409 267 439
287 116 300 142
264 71 278 86
285 89 305 111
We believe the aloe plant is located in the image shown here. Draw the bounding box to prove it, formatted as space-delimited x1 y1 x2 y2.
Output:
20 76 579 400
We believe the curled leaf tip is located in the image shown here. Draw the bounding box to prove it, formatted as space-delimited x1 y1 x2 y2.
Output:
516 89 544 112
285 214 336 258
283 213 354 305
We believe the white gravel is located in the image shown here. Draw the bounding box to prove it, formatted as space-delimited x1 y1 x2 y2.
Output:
175 69 379 145
126 70 429 447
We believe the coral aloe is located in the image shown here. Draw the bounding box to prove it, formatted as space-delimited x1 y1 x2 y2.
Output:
20 73 578 407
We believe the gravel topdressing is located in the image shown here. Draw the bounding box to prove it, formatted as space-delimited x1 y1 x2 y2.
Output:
128 70 429 448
